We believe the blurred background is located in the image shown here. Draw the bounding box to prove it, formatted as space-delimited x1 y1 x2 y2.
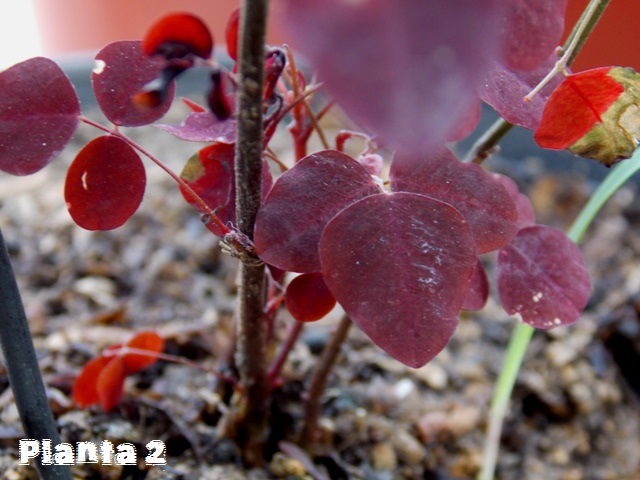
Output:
0 0 638 71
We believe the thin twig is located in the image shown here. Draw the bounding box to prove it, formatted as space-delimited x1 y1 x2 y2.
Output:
301 315 352 447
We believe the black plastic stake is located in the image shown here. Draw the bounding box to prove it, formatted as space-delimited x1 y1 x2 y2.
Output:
0 229 72 479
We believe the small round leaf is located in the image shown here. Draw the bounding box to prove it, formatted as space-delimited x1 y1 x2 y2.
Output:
65 135 146 231
92 41 175 127
0 57 80 175
285 273 336 322
497 225 591 329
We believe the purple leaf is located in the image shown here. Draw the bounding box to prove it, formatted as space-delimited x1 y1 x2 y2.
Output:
92 41 175 127
390 148 518 253
0 57 80 176
319 192 476 368
500 0 568 72
156 113 237 143
491 173 536 229
497 225 590 329
254 150 380 273
462 259 489 311
480 55 566 130
277 0 503 153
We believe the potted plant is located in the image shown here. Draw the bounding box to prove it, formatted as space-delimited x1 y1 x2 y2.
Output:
1 1 639 478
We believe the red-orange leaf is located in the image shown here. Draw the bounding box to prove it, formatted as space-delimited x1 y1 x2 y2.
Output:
65 135 146 231
535 68 622 150
225 8 240 61
72 356 111 408
285 273 336 322
143 13 213 60
534 67 640 165
96 357 127 412
123 331 164 373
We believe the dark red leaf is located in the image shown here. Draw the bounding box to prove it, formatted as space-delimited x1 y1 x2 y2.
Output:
277 0 503 153
480 54 566 130
143 13 213 60
285 273 337 322
462 259 489 311
535 67 640 165
65 135 146 231
497 225 590 329
225 7 240 61
0 57 80 176
96 356 127 412
92 41 176 127
254 150 381 273
319 192 476 368
500 0 568 71
390 148 518 254
206 70 234 121
156 113 236 143
72 355 111 408
491 173 536 229
180 142 272 236
123 331 164 373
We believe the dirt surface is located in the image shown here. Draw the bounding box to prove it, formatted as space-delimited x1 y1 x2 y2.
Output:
0 107 639 480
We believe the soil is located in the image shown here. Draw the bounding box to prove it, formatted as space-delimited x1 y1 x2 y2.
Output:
0 106 639 480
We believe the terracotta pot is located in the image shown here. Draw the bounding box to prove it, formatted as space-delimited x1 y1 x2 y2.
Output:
34 0 284 57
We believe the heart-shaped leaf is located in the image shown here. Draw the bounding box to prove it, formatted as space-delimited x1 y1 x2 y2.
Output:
255 150 381 272
65 135 146 231
0 57 80 176
497 225 590 329
285 272 337 323
319 192 476 368
390 148 518 253
92 41 175 127
277 0 502 153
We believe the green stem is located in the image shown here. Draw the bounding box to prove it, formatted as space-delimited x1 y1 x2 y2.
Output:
479 149 640 480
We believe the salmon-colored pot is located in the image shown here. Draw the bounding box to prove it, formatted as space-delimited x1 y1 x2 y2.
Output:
34 1 640 70
34 0 285 57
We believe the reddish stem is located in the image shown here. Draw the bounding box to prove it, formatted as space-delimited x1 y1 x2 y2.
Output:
79 116 230 236
104 346 241 391
267 320 304 388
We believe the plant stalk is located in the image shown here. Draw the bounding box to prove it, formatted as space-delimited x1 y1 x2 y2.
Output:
231 0 270 466
0 229 72 480
301 315 352 447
